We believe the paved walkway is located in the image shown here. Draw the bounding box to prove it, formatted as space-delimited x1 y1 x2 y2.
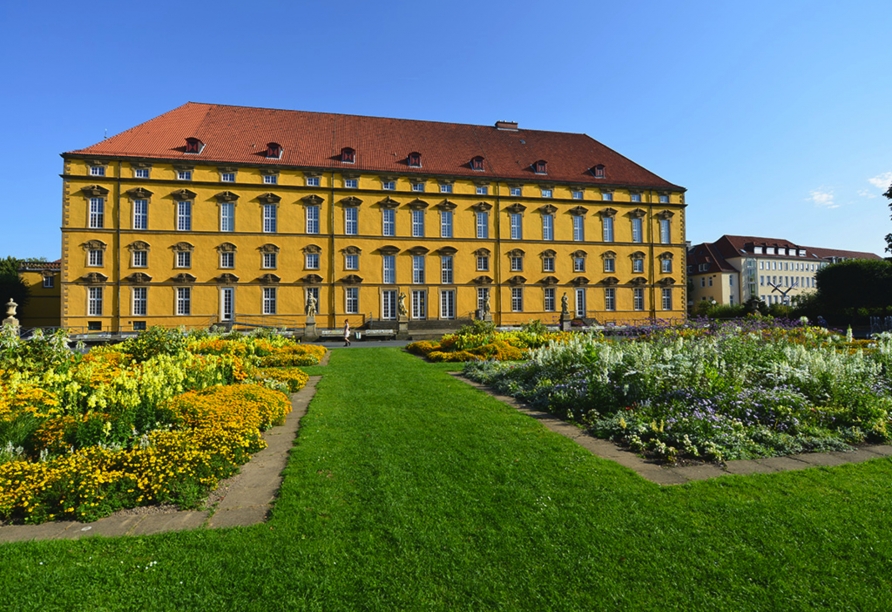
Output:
453 374 892 485
0 376 320 544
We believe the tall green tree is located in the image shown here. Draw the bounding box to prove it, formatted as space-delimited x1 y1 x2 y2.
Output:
0 256 31 310
884 181 892 254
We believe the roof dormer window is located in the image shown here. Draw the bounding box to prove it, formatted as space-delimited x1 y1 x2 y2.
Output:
341 147 356 163
184 137 204 154
592 164 605 179
408 152 422 168
471 156 485 171
533 160 547 175
266 142 283 159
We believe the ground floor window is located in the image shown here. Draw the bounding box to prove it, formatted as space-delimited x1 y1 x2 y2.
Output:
511 287 523 312
544 287 555 312
633 287 644 311
575 288 586 317
345 287 359 314
305 287 319 315
662 288 672 310
176 287 191 316
132 287 147 316
88 287 103 316
477 287 489 317
382 290 397 320
412 290 426 319
263 287 277 315
604 287 616 312
440 290 455 319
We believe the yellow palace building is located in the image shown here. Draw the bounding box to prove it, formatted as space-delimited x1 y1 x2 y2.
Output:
61 103 687 332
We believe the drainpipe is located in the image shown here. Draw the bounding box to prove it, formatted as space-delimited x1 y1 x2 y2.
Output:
115 161 122 333
494 182 501 326
328 173 336 329
648 191 656 322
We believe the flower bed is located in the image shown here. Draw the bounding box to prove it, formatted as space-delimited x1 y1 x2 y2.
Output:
407 320 573 362
463 320 892 463
0 327 322 523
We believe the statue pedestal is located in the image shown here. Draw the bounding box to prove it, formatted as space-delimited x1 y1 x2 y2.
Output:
3 299 19 334
398 315 409 339
559 313 571 332
484 313 493 323
305 319 317 341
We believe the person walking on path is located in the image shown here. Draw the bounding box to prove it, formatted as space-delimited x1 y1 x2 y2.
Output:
343 319 351 347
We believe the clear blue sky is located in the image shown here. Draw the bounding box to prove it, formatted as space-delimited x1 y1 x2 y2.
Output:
2 0 890 260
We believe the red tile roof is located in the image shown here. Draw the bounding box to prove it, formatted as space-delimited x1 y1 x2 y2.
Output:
687 242 736 273
17 259 61 272
708 235 880 262
67 103 683 190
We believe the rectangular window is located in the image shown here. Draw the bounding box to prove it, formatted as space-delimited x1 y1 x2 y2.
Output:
345 178 358 188
220 251 235 268
633 258 644 273
631 217 643 243
382 180 396 190
221 172 235 182
42 276 54 288
602 192 613 201
441 256 453 284
382 208 395 237
602 216 614 242
263 287 277 314
659 194 670 204
305 287 319 314
383 255 396 284
263 252 277 269
221 287 234 322
544 287 555 312
89 197 104 229
541 189 553 198
631 193 642 203
412 255 425 284
345 207 358 235
575 288 587 317
510 213 523 240
510 187 522 197
439 183 453 194
510 256 523 272
476 185 488 195
662 288 673 310
176 251 191 268
263 205 277 233
305 253 319 270
477 255 489 271
88 249 104 267
604 287 616 311
477 288 489 313
132 287 147 316
87 287 103 316
633 287 644 311
90 166 105 176
344 287 359 314
176 287 191 315
511 287 523 312
578 257 589 273
345 254 358 270
411 290 426 319
440 210 453 238
382 290 397 320
132 250 147 268
177 201 192 231
306 176 320 187
412 183 425 193
264 174 278 185
543 256 555 272
572 190 583 200
542 214 554 241
134 168 150 179
573 216 585 242
220 202 234 232
440 290 455 319
661 258 672 273
660 218 671 244
306 205 320 234
476 211 489 239
412 209 425 237
177 170 192 181
133 199 148 230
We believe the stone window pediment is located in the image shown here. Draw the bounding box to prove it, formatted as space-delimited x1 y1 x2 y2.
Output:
600 276 619 286
217 242 237 253
629 208 647 218
127 241 150 252
506 248 525 258
216 273 239 284
540 249 556 258
302 274 323 284
658 210 675 219
341 274 363 284
540 276 559 285
303 244 322 254
599 207 618 218
473 248 491 256
378 245 400 255
505 203 526 214
508 275 527 285
82 240 107 251
408 246 429 256
125 272 152 284
173 164 195 173
539 204 557 215
171 242 194 252
600 250 615 259
378 196 400 209
171 188 197 201
81 185 109 197
436 200 457 211
658 277 677 286
126 187 153 199
81 272 108 284
472 202 492 212
630 277 647 286
341 196 363 207
472 275 493 285
437 246 458 256
630 251 646 259
259 244 280 254
659 252 674 260
215 191 239 202
572 250 589 259
257 192 281 204
569 206 588 216
343 245 362 255
172 273 196 284
571 276 590 286
259 273 281 284
302 194 324 206
407 198 429 210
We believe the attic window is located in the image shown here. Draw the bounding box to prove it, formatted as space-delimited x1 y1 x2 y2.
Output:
533 160 547 175
592 164 605 179
184 138 204 154
266 142 283 159
407 152 422 168
471 156 485 171
341 147 356 163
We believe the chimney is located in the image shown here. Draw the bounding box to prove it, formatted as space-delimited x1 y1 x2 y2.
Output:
495 120 518 131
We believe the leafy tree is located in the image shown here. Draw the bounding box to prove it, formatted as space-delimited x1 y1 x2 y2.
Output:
0 256 30 310
884 181 892 254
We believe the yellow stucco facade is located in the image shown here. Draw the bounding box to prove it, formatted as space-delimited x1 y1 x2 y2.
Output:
61 153 687 332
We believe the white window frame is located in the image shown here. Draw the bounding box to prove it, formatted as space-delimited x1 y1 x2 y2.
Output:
383 255 396 284
263 287 277 314
221 172 235 182
544 287 555 312
177 170 192 181
511 287 523 312
262 252 277 269
382 180 396 191
661 258 672 273
306 205 320 234
662 288 673 310
441 256 453 284
542 256 555 273
345 253 359 270
88 249 104 267
263 204 277 233
510 187 522 197
573 216 585 242
87 287 103 316
439 184 453 194
477 255 489 271
633 287 644 311
660 218 671 244
176 251 192 269
132 287 147 316
440 289 455 320
220 251 235 269
132 199 148 230
604 287 616 312
602 216 614 242
89 197 104 229
542 214 554 241
90 165 105 177
631 217 643 243
382 208 395 237
345 287 359 314
476 211 489 239
176 287 191 315
134 167 150 179
177 201 192 231
306 176 320 187
510 213 523 240
382 289 397 320
263 174 278 185
132 250 147 268
510 255 523 272
440 210 453 238
476 185 488 195
411 209 425 238
411 290 426 319
220 202 235 232
632 258 645 274
411 182 425 193
345 207 358 235
345 178 358 189
305 253 320 270
412 255 425 284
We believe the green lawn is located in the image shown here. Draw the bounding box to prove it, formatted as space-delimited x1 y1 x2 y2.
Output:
1 347 891 611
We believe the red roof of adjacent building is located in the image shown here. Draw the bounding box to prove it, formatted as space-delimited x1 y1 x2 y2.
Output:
688 242 737 273
67 102 683 190
691 235 881 268
17 259 61 272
